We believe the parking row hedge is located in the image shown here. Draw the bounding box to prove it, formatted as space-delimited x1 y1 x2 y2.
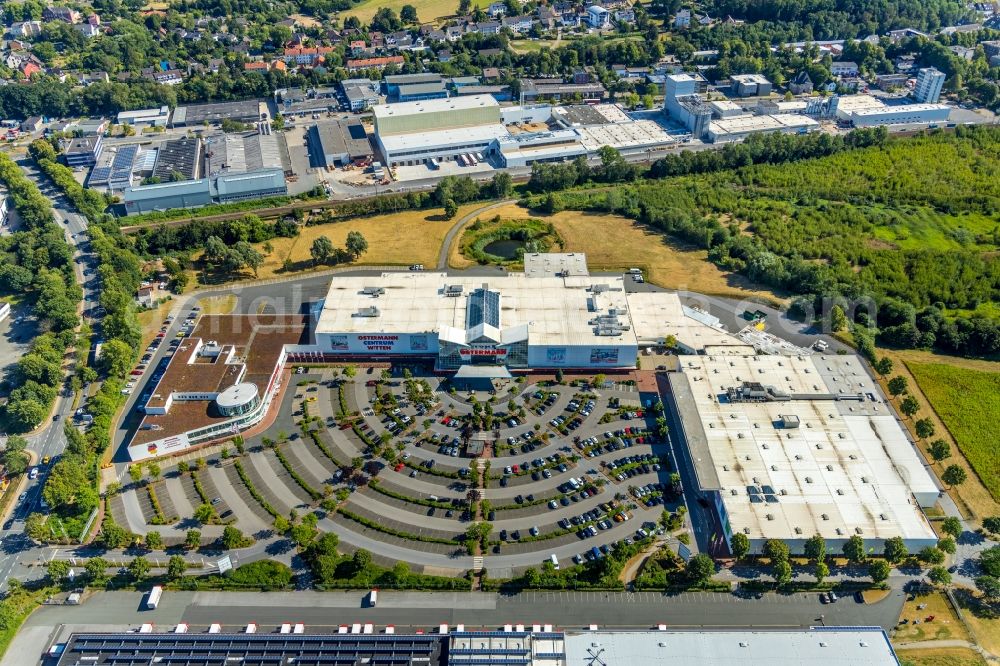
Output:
273 445 323 501
336 508 460 546
367 479 460 510
233 461 281 519
402 459 462 480
146 485 177 525
304 430 348 469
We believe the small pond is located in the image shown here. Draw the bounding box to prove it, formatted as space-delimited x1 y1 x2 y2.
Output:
482 239 526 260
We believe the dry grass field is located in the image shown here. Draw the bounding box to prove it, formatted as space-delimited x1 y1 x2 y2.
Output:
342 0 478 24
450 203 785 305
894 591 970 645
898 648 989 666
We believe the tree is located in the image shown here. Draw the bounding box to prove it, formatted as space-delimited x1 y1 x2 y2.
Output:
100 521 133 549
773 560 792 586
730 532 750 560
99 339 134 379
310 236 335 266
982 516 1000 536
44 459 98 513
900 395 920 419
975 575 1000 601
24 513 48 542
345 231 368 259
273 515 291 534
981 546 1000 577
185 529 202 549
194 503 215 524
167 555 187 580
145 531 163 550
400 4 418 22
938 537 956 555
928 439 951 462
941 517 963 540
829 304 848 332
868 559 891 585
147 462 161 481
763 539 790 564
443 198 458 220
919 547 946 565
0 435 30 476
686 553 715 583
129 465 143 483
874 356 893 377
46 559 70 584
490 171 513 198
915 418 935 440
942 465 967 488
127 556 151 582
313 532 339 557
883 536 908 564
352 548 372 572
814 561 829 584
85 557 110 584
804 534 826 563
843 534 867 564
887 376 908 399
221 525 249 549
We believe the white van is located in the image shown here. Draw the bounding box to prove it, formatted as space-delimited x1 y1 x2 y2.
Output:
368 589 378 607
145 586 162 610
628 268 642 275
549 554 560 570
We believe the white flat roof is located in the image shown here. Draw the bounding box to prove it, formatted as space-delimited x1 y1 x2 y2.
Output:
850 103 950 117
565 628 899 664
371 94 499 119
577 120 674 151
672 353 937 543
317 272 637 347
379 123 509 153
835 94 886 112
710 114 818 134
627 292 743 351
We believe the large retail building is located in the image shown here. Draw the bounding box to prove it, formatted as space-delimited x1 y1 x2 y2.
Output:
314 261 740 370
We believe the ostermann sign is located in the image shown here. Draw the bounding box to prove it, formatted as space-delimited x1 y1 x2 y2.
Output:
357 335 399 351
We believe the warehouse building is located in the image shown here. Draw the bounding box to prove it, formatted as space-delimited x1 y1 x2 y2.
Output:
833 94 951 126
308 119 373 167
152 137 203 181
56 626 899 666
373 95 507 167
729 73 772 97
707 113 818 142
116 106 170 127
170 99 262 127
64 135 103 167
385 73 445 98
204 130 283 177
397 81 449 102
667 353 939 555
123 168 286 214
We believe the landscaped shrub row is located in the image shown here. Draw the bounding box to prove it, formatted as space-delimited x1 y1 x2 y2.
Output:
305 430 348 469
336 508 460 546
402 459 462 480
233 461 281 519
367 479 459 510
146 485 177 525
191 471 211 505
273 445 322 501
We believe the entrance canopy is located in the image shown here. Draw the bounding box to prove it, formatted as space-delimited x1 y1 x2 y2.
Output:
454 365 512 380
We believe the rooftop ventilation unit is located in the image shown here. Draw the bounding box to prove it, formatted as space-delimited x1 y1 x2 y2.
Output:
444 285 464 297
361 286 385 296
353 306 380 318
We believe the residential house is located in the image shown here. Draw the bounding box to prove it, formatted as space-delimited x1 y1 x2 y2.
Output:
503 15 535 33
886 28 928 41
471 21 502 34
20 116 43 132
587 5 611 28
446 26 465 41
75 23 101 38
696 13 714 27
346 56 404 72
482 67 502 82
44 6 81 23
674 9 691 28
437 49 453 63
136 285 156 308
282 46 334 66
788 70 813 94
9 21 43 38
349 40 368 56
614 8 635 24
82 71 110 85
244 60 270 72
488 1 507 17
949 45 974 60
428 29 446 41
830 61 859 77
21 61 42 78
87 13 101 26
538 6 558 29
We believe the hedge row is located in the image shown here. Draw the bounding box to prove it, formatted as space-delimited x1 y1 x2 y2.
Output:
146 484 177 525
233 461 281 519
273 445 322 501
336 508 460 546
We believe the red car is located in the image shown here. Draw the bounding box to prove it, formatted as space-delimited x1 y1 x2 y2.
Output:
130 369 143 376
394 463 405 472
156 332 166 338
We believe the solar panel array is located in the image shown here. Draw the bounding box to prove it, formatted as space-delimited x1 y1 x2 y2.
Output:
57 632 446 666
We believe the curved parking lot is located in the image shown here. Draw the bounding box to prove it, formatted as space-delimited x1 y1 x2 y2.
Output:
111 366 679 578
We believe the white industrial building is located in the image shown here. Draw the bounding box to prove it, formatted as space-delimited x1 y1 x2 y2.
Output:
667 353 939 555
314 256 743 370
834 94 950 126
372 95 507 167
707 113 818 142
116 106 171 127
